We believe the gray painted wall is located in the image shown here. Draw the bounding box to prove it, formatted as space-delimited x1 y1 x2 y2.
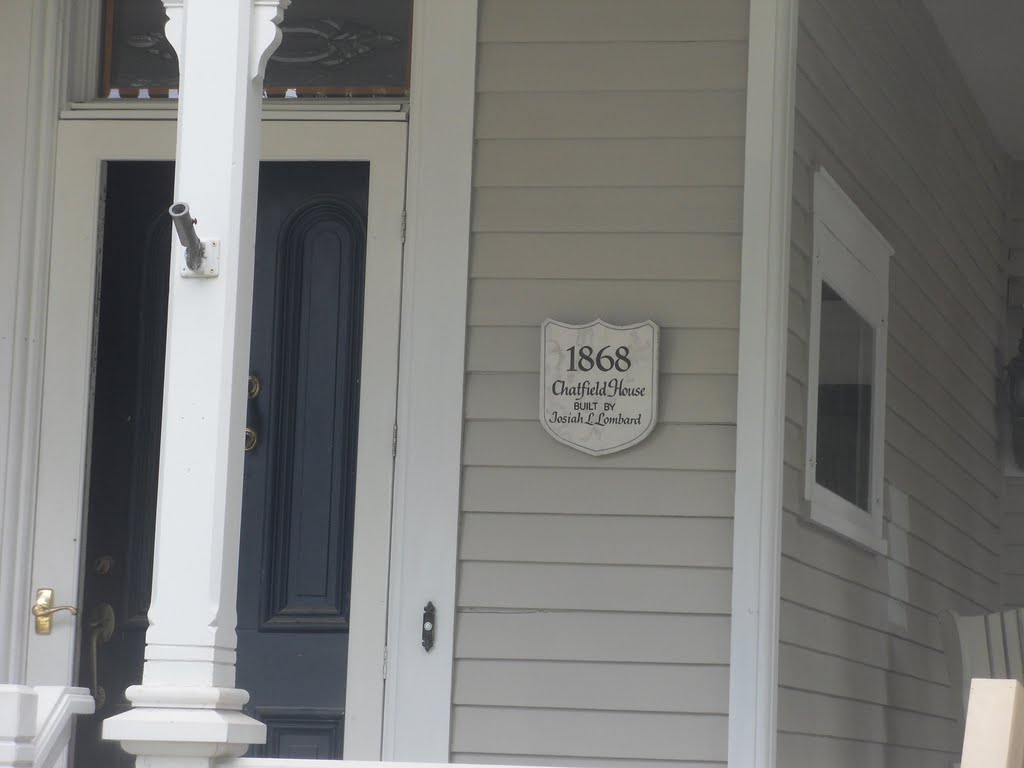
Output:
1003 163 1024 607
452 1 749 764
781 1 1011 766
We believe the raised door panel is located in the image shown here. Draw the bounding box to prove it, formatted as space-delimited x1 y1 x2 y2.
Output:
237 162 370 760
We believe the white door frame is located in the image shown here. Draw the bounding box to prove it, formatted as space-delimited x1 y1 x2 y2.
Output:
727 1 799 768
24 117 407 759
381 2 478 760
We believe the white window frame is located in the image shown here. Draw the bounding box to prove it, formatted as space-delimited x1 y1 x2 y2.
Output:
805 167 892 554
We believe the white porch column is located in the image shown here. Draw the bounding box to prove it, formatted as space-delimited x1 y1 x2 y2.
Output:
728 1 798 768
103 0 289 761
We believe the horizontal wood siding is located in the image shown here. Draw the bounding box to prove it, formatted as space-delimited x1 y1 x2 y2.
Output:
453 1 748 764
781 1 1011 766
1003 162 1024 607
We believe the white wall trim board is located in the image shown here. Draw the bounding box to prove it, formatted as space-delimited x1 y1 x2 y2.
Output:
0 0 65 685
382 0 478 761
727 1 799 767
65 0 102 103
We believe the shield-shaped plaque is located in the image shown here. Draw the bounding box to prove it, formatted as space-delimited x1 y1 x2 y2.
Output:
541 318 659 456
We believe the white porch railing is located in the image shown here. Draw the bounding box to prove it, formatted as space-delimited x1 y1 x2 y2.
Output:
4 685 1009 768
222 763 431 768
0 685 94 768
222 763 531 768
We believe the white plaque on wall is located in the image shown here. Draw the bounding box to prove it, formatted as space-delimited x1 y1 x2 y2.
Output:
541 318 659 456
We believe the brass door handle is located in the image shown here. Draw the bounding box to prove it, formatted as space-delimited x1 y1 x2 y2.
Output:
32 588 78 635
89 603 115 710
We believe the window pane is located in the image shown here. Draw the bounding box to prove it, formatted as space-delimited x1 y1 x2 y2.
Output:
815 282 874 510
103 0 411 98
266 0 411 95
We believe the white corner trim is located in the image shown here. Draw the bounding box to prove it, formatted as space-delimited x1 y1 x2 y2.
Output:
32 686 95 768
382 0 478 761
728 1 799 768
0 0 64 686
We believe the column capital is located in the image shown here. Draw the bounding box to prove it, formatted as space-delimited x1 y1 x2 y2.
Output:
251 0 291 80
159 0 184 62
159 0 292 79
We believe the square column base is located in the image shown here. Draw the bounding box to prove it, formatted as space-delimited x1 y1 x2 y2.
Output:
103 687 265 761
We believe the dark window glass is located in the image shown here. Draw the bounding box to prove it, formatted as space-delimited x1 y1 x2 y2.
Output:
815 282 874 510
102 0 411 98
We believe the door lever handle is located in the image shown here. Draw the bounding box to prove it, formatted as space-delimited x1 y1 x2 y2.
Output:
32 588 78 635
88 603 115 710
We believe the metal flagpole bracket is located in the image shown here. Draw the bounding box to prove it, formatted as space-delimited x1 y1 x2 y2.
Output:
170 202 220 278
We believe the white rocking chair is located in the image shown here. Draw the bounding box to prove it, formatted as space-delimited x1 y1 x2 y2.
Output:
939 608 1024 767
939 609 1024 725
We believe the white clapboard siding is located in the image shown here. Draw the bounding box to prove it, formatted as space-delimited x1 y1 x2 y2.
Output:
475 91 747 141
779 602 949 684
468 278 740 329
451 708 728 763
478 0 749 43
453 1 747 763
801 1 1004 289
780 0 1011 765
463 422 736 471
452 757 720 768
476 43 748 93
779 644 953 719
453 660 729 713
470 234 742 280
474 138 745 189
455 612 732 665
781 556 943 650
779 689 958 752
461 467 735 517
1003 165 1024 608
783 507 995 618
460 515 733 567
457 562 732 614
472 188 744 235
777 732 957 768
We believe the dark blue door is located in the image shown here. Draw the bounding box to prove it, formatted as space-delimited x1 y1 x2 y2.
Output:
75 160 369 766
236 162 369 759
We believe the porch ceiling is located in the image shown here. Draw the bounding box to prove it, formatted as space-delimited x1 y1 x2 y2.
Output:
922 0 1024 160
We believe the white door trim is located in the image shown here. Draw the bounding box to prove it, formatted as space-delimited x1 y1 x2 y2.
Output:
25 118 407 760
0 0 63 686
382 0 478 761
727 2 799 768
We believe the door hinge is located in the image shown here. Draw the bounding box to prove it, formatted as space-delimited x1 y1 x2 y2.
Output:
400 209 407 245
382 645 389 679
392 423 398 458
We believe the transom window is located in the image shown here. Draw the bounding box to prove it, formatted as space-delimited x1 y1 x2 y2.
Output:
805 168 893 554
102 0 412 98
